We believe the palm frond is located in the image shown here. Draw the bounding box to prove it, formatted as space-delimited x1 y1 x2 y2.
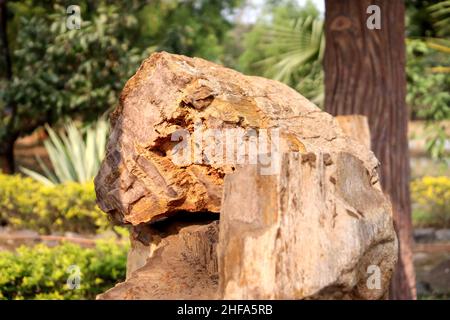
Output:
426 38 450 74
427 39 450 54
429 0 450 36
254 15 324 104
19 166 56 186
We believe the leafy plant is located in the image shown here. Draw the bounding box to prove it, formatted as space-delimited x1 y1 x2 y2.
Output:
397 2 450 160
429 0 450 36
426 0 450 75
141 0 242 63
411 176 450 227
406 38 450 160
20 117 109 185
0 1 153 172
0 173 111 234
257 16 324 81
0 241 128 300
426 39 450 73
239 1 324 105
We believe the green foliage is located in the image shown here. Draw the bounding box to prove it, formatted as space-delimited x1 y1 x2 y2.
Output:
0 0 243 169
0 1 153 162
418 293 450 300
407 40 450 119
406 0 443 37
21 118 109 185
426 39 450 74
406 39 450 159
410 1 450 160
140 0 242 63
0 241 128 300
411 176 450 228
0 173 110 234
429 0 450 36
427 1 450 74
239 1 324 106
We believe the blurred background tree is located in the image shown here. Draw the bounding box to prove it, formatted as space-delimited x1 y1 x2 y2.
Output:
406 0 450 161
0 0 151 173
406 0 443 37
0 0 241 173
239 0 324 105
139 0 242 62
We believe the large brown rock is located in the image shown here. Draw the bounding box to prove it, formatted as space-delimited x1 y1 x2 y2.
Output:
95 51 378 225
94 52 398 299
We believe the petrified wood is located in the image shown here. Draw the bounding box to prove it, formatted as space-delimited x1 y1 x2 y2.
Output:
95 52 397 300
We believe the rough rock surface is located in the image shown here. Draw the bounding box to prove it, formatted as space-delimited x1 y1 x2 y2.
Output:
95 51 378 225
219 153 397 299
94 52 398 299
99 221 219 300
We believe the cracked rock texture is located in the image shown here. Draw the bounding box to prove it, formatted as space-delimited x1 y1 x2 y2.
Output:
219 153 397 299
94 52 398 299
99 221 219 300
95 51 380 225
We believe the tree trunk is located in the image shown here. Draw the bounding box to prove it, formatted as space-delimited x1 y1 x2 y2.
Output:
324 0 415 299
0 0 16 174
0 139 15 174
0 0 12 79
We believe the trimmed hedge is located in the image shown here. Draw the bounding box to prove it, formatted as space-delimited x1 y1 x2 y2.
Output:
0 173 109 234
0 241 128 300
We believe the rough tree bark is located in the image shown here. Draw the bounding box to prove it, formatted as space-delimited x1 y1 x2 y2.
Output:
0 0 11 80
324 0 415 299
0 138 15 174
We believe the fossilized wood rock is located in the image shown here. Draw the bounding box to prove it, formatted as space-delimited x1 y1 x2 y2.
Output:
335 115 371 150
98 221 219 300
219 153 397 299
98 151 397 300
94 52 398 300
95 51 381 226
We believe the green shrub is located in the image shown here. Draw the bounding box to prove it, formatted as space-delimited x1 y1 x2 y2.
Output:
21 117 109 185
0 240 128 300
0 173 110 234
411 176 450 228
